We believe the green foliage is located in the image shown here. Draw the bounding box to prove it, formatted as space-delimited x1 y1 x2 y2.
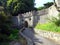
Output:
0 11 12 42
35 14 60 33
35 23 60 33
0 0 20 44
0 42 9 45
8 29 19 41
37 7 45 10
37 2 53 10
0 11 19 42
0 0 7 10
44 2 53 8
49 14 60 26
0 11 12 31
6 0 35 16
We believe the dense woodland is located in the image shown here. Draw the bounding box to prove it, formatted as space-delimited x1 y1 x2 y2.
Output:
0 0 35 44
0 0 35 15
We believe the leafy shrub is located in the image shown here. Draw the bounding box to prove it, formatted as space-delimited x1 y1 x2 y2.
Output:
35 23 60 32
0 11 12 42
48 14 60 26
35 14 60 33
8 29 19 41
0 11 19 42
0 42 9 45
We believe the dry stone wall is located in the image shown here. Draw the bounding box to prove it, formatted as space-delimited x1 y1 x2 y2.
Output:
34 29 60 44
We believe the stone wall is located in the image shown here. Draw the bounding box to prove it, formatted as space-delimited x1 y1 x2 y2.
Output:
20 28 34 45
20 9 48 27
12 9 48 27
55 0 60 7
12 5 60 27
12 16 20 26
34 29 60 44
48 5 59 19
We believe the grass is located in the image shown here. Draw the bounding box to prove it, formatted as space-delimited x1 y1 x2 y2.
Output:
0 42 9 45
35 22 60 33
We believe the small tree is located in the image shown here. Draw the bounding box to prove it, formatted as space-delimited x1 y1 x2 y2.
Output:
49 14 60 26
0 11 12 42
44 2 53 8
0 0 35 16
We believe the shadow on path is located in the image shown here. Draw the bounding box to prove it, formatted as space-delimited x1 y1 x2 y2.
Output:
22 28 60 45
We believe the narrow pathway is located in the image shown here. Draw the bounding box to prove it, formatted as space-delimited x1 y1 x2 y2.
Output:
33 33 59 45
23 28 60 45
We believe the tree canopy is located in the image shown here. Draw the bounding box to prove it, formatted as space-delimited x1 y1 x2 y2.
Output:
6 0 35 16
44 2 53 8
37 2 53 10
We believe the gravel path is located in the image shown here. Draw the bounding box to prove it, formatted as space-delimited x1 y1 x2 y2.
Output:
23 28 60 45
33 33 59 45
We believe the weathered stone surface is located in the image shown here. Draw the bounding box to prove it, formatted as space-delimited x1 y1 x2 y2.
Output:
20 28 34 45
14 42 21 45
22 28 59 45
34 29 60 44
10 41 22 45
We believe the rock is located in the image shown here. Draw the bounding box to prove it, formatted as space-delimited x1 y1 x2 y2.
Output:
10 41 22 45
14 42 21 45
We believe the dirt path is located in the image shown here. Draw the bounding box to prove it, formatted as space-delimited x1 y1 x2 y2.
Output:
33 33 59 45
23 28 59 45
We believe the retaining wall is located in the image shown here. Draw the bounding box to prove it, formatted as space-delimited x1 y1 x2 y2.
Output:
34 29 60 44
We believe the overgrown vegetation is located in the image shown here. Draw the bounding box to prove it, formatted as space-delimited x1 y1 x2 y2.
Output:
35 23 60 33
37 2 53 10
44 2 53 8
0 0 35 44
49 14 60 26
35 23 60 32
0 11 19 42
35 14 60 33
0 0 35 16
